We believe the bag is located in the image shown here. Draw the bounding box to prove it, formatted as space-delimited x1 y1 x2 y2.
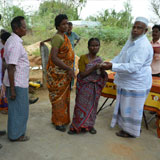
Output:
0 85 8 111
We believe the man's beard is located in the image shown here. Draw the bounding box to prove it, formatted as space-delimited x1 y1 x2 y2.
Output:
130 33 145 41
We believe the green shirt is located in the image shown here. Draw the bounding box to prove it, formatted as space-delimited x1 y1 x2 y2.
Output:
51 34 64 48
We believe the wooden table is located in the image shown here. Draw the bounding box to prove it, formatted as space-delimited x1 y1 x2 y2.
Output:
99 73 160 138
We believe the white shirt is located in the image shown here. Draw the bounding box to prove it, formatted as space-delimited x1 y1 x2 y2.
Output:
3 33 29 88
111 35 153 90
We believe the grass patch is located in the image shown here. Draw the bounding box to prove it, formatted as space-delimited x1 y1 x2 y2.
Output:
23 28 56 45
74 38 122 61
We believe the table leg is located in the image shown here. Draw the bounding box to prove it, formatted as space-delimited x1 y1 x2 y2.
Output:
156 114 160 138
97 98 109 115
143 111 149 130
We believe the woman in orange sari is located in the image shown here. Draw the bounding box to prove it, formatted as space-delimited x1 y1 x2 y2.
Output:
46 14 75 132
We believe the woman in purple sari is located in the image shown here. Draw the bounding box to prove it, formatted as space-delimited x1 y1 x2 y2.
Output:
68 38 108 134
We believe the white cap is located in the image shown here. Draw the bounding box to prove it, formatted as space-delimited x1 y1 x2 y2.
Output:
135 17 149 27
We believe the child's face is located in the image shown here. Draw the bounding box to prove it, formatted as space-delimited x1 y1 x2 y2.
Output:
1 40 5 45
68 25 72 33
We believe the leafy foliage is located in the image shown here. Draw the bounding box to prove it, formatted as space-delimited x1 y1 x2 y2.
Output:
150 0 160 22
31 0 86 31
0 5 29 31
73 26 130 46
87 0 133 29
0 0 132 60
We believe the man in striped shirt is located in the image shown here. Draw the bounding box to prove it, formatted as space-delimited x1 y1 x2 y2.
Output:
3 16 30 141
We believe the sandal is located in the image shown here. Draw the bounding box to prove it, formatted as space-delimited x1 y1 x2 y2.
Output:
67 130 77 135
56 125 66 132
10 136 30 142
116 130 135 138
89 127 97 134
0 130 6 136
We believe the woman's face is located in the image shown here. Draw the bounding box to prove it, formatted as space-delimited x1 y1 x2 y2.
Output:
88 40 100 55
57 19 68 33
152 28 160 41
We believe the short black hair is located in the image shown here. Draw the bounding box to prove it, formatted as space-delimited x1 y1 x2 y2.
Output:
88 38 100 47
152 25 160 31
0 32 11 42
68 22 73 26
55 14 68 30
11 16 25 31
0 29 7 36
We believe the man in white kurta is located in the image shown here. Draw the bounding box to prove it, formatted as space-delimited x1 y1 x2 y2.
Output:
102 17 153 138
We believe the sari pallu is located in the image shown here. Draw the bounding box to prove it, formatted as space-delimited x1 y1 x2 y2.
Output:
70 57 108 132
46 34 74 126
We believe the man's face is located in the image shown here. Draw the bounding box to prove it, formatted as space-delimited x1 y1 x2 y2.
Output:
131 21 147 40
16 19 27 37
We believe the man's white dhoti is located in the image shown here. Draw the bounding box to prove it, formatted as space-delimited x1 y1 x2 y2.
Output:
111 87 150 137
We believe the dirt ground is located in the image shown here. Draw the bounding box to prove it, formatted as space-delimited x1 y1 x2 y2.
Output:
0 86 160 160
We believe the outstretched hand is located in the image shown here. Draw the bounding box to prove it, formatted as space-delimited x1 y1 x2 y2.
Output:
100 62 112 70
40 42 44 46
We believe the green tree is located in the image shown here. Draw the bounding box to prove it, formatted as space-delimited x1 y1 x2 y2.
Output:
150 0 160 22
0 4 29 31
87 0 133 29
64 0 87 19
31 0 86 31
116 1 133 28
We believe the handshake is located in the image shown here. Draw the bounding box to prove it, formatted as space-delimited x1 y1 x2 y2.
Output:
95 62 112 70
95 62 112 75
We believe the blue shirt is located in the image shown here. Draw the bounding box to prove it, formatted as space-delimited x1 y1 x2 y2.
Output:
111 35 153 90
65 32 80 49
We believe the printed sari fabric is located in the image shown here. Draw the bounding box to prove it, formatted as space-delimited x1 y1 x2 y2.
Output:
111 87 150 137
46 34 74 126
70 56 108 132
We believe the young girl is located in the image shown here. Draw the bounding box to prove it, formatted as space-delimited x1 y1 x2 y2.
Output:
68 38 108 134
